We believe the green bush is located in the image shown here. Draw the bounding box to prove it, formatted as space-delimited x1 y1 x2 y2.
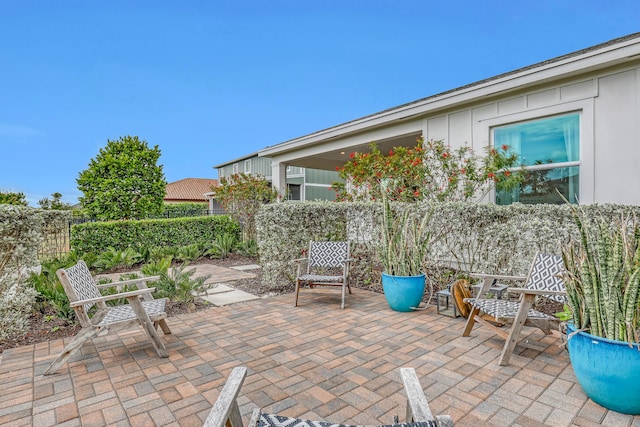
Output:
205 232 238 259
70 215 241 255
152 202 210 219
0 205 42 340
256 201 640 292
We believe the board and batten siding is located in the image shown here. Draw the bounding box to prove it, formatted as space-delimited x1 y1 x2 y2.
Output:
415 63 640 205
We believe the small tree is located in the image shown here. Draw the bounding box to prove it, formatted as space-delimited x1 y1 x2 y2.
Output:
331 137 522 202
0 191 28 206
212 173 278 241
38 192 73 210
77 136 167 220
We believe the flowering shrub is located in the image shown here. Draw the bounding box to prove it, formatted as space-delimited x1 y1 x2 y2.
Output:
212 173 279 240
331 138 522 202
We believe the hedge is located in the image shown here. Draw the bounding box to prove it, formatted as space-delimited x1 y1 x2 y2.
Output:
71 215 241 254
256 201 640 291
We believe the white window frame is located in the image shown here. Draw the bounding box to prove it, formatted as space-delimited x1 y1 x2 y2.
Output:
233 163 239 174
478 99 594 204
244 159 251 174
219 169 224 179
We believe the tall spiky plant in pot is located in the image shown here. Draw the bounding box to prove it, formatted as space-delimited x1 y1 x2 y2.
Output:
379 181 434 312
561 206 640 415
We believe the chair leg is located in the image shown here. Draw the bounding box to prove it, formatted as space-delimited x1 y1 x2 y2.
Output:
44 327 101 375
462 307 480 337
129 297 168 357
157 319 172 335
294 279 301 306
340 283 346 309
498 294 536 366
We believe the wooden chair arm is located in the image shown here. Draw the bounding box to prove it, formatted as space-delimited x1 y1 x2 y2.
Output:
291 257 307 263
507 288 566 296
203 367 247 427
401 367 434 422
69 287 156 307
469 273 527 281
96 276 161 289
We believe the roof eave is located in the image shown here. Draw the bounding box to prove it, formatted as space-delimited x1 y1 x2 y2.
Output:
259 34 640 157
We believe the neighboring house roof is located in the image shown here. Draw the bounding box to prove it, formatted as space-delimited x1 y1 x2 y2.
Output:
259 32 640 166
165 178 218 202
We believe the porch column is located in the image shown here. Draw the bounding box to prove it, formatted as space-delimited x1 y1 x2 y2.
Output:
271 161 287 201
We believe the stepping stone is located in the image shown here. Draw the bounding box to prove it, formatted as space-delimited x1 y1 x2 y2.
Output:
230 264 261 271
201 289 260 306
204 284 235 295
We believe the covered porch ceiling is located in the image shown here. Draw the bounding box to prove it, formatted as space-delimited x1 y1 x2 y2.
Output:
278 132 422 171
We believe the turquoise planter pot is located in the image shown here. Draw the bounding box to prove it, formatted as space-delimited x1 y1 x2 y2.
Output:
566 323 640 415
381 273 425 312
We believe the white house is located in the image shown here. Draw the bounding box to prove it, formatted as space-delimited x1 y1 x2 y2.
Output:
260 33 640 205
213 152 340 201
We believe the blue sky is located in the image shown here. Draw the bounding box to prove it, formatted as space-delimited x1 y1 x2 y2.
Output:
1 1 638 206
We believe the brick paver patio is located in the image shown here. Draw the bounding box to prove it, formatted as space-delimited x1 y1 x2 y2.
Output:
1 288 639 426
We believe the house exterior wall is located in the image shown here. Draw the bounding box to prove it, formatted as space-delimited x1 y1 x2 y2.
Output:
215 156 340 201
413 63 640 204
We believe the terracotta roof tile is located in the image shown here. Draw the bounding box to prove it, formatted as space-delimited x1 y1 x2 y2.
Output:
164 178 218 202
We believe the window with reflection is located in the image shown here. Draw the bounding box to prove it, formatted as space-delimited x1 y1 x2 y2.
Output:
494 113 580 205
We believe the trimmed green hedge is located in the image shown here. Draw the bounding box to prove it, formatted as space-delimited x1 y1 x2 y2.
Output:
256 201 640 291
71 215 240 254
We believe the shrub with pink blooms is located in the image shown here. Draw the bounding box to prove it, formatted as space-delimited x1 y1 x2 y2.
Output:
331 137 523 202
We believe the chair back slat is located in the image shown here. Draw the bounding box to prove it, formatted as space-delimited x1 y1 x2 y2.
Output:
308 241 349 269
59 260 102 312
524 253 566 303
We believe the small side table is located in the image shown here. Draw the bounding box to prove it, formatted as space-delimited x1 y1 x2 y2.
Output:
436 287 459 318
472 283 508 299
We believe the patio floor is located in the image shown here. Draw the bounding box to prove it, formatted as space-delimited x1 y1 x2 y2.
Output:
1 288 639 427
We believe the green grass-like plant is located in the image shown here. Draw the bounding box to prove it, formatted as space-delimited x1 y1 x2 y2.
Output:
562 207 640 344
379 182 436 277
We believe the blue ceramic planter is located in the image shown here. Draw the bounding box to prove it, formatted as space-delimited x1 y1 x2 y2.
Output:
566 323 640 415
381 273 425 312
